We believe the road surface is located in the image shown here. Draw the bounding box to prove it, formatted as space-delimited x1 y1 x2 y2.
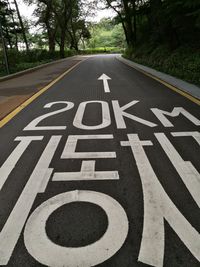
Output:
0 54 199 267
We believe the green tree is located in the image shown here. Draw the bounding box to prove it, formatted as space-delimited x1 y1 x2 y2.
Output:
105 0 137 49
27 0 92 56
88 18 125 49
0 0 20 49
13 0 29 51
105 0 200 50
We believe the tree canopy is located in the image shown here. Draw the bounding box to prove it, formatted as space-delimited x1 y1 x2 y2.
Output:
88 18 125 49
1 0 199 63
0 0 29 51
105 0 200 50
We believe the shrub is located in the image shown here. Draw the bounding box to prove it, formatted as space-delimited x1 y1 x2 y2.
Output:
124 45 200 86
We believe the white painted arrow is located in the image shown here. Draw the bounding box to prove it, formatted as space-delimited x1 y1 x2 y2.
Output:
98 74 111 93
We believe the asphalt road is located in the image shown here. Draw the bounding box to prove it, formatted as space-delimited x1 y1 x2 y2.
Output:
0 54 200 267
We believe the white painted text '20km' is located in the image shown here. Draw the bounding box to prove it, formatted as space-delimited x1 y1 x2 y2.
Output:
23 100 200 131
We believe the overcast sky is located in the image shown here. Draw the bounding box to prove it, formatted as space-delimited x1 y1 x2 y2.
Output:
15 0 115 23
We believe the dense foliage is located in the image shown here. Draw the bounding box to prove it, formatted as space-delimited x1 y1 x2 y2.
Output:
105 0 200 85
1 0 200 84
125 45 200 86
25 0 95 57
105 0 200 50
0 0 29 51
87 18 125 50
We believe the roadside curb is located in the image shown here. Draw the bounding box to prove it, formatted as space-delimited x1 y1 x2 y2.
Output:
117 56 200 104
0 56 76 82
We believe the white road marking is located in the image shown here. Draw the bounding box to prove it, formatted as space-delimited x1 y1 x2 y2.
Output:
98 74 111 93
24 190 129 267
121 134 200 267
0 136 61 265
24 101 74 131
0 136 43 191
61 135 116 159
171 131 200 145
53 166 119 182
155 133 200 207
39 168 54 193
112 100 157 128
54 135 119 181
73 101 111 130
151 107 200 127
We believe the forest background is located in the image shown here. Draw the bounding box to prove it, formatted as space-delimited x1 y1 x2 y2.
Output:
0 0 200 86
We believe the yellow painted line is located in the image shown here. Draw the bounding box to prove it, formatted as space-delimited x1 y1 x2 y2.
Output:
117 57 200 106
0 60 82 128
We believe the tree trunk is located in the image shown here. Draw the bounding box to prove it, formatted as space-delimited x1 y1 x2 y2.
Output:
46 27 56 52
70 17 79 51
52 0 73 58
149 0 162 42
166 23 180 50
5 24 12 49
60 29 66 58
133 0 137 43
123 0 135 48
48 37 55 53
6 0 18 51
44 2 56 53
13 0 29 51
71 40 78 51
0 17 10 74
81 38 85 50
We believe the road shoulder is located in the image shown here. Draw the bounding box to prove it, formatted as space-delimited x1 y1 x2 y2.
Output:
117 56 200 103
0 56 88 123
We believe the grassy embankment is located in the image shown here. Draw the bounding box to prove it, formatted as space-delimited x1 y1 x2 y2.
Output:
124 45 200 86
0 47 123 77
